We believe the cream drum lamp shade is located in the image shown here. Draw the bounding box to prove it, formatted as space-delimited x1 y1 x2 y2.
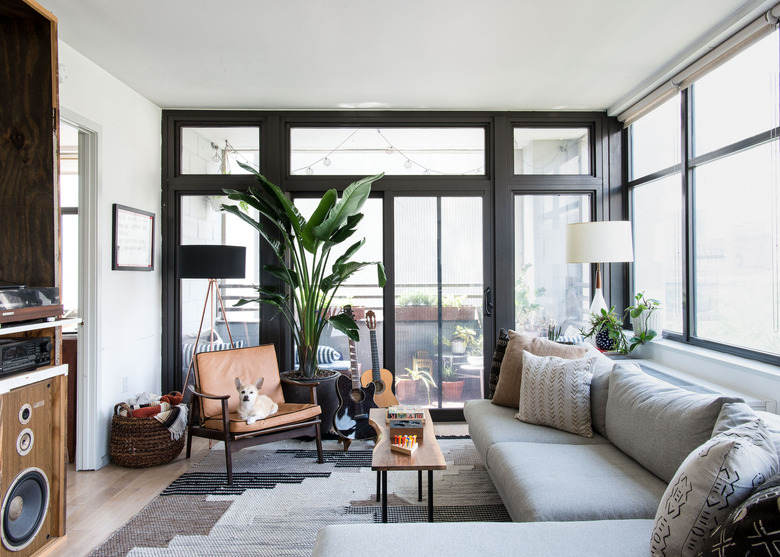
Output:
566 221 634 314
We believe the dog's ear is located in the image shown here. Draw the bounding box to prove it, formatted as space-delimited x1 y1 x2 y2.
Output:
235 377 242 392
255 377 265 390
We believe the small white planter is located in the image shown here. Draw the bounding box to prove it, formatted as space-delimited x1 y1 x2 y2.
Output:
630 309 664 338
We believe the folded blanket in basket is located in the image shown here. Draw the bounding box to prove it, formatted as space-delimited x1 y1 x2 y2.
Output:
154 404 188 440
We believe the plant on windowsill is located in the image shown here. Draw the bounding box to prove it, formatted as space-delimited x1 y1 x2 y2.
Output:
581 307 628 353
625 292 663 352
222 163 386 379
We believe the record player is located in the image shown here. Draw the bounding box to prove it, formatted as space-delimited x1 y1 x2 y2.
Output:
0 285 63 325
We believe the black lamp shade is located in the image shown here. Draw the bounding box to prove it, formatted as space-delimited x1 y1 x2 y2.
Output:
177 245 246 279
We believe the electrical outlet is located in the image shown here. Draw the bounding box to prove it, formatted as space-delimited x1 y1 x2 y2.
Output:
122 376 128 393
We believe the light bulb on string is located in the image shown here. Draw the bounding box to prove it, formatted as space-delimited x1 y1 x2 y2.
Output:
423 169 430 175
306 167 314 175
404 159 412 169
323 157 331 167
385 146 394 155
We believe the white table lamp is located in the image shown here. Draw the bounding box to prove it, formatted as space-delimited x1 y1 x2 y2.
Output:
566 221 634 315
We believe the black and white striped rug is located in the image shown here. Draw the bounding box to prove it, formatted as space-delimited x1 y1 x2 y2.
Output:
90 436 509 557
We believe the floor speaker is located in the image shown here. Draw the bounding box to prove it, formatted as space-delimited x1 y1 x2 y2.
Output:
0 375 66 556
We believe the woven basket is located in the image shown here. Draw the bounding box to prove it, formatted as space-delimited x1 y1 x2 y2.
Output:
109 399 185 468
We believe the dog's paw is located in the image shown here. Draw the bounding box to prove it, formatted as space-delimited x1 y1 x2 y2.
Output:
246 417 257 425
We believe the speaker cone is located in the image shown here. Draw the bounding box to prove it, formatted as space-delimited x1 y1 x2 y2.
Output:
1 468 49 551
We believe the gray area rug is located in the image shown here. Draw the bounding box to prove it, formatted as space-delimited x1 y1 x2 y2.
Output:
91 436 509 556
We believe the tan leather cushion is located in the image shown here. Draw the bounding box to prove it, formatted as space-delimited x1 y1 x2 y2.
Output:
491 331 588 408
195 344 285 418
203 402 321 434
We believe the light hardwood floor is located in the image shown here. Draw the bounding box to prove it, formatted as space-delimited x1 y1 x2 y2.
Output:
55 422 468 556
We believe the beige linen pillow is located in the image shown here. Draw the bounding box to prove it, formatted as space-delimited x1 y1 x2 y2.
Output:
516 351 597 437
491 331 588 408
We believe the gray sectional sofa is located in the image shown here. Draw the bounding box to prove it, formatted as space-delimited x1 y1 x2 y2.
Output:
312 347 778 557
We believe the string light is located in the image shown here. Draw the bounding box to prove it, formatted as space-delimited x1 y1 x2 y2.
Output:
291 128 485 175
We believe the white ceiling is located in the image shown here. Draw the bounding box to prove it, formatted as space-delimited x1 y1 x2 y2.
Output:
44 0 777 112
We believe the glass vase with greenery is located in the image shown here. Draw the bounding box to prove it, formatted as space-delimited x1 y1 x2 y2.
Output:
223 163 385 379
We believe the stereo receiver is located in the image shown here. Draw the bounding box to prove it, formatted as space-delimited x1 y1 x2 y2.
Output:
0 337 52 376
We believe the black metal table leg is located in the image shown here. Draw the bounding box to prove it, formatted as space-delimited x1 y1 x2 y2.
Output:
428 469 434 522
418 470 423 501
382 471 388 523
376 470 381 502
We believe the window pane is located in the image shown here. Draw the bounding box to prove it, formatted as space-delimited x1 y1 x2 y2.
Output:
179 195 261 387
514 194 590 334
395 196 484 409
692 31 780 156
290 127 485 175
180 127 259 174
630 96 681 179
61 214 78 318
631 174 684 333
513 128 590 175
294 197 383 377
693 141 780 353
60 122 79 207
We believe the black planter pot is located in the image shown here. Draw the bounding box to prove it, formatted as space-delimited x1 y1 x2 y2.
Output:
280 369 341 438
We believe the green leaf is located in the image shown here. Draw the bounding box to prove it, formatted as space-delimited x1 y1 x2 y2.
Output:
328 312 360 341
313 174 382 241
264 265 298 288
301 190 338 252
377 262 387 287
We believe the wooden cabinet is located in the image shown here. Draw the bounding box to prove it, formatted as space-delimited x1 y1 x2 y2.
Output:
0 1 67 554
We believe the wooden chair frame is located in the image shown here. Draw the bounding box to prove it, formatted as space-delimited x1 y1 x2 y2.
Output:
186 377 324 484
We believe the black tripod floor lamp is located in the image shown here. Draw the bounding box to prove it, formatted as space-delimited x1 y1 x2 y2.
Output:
178 244 246 392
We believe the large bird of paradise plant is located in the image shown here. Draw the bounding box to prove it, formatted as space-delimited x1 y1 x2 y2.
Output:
222 162 385 379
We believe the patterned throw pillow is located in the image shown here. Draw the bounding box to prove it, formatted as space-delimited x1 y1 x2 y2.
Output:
182 340 246 370
651 420 779 557
515 350 597 437
696 472 780 557
488 329 510 399
316 345 342 364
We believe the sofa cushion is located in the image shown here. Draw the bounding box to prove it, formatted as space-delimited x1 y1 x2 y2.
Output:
488 328 510 398
491 331 588 408
517 351 596 437
697 471 780 557
580 343 614 437
605 362 742 483
464 399 609 466
313 520 655 557
487 441 667 522
650 419 778 557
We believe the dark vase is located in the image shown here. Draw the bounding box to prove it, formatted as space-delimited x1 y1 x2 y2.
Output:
280 369 341 437
594 326 615 351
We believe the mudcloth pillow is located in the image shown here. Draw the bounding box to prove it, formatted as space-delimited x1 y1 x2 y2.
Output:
488 328 510 399
516 351 597 438
650 419 778 557
696 472 780 557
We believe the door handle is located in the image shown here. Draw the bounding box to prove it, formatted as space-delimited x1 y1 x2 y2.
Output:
484 287 493 317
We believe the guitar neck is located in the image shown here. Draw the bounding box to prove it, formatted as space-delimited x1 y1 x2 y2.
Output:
349 339 360 389
369 329 381 379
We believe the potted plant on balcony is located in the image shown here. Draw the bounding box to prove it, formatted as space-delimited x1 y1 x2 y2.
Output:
222 163 385 427
397 367 437 405
441 364 464 400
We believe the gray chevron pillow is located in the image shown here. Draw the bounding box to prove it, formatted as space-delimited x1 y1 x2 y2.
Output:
515 351 597 438
650 419 778 557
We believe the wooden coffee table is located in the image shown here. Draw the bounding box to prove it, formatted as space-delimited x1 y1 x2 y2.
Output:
369 407 447 522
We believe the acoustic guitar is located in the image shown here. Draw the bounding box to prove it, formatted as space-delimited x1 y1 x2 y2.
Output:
360 310 399 407
333 306 377 449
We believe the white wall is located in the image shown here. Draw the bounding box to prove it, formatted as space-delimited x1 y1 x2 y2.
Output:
58 42 162 468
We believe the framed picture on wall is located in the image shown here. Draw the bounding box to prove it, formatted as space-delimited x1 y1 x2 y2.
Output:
112 204 155 271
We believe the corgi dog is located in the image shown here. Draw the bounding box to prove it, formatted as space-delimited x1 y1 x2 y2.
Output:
235 377 278 425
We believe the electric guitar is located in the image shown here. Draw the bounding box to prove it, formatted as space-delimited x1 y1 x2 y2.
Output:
333 306 377 448
360 310 399 407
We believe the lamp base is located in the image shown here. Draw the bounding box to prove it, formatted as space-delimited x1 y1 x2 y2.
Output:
589 288 608 315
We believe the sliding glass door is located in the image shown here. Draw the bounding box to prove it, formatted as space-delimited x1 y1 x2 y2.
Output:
394 196 486 409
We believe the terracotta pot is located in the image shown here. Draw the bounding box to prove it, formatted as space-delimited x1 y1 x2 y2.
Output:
395 379 418 403
442 380 464 401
